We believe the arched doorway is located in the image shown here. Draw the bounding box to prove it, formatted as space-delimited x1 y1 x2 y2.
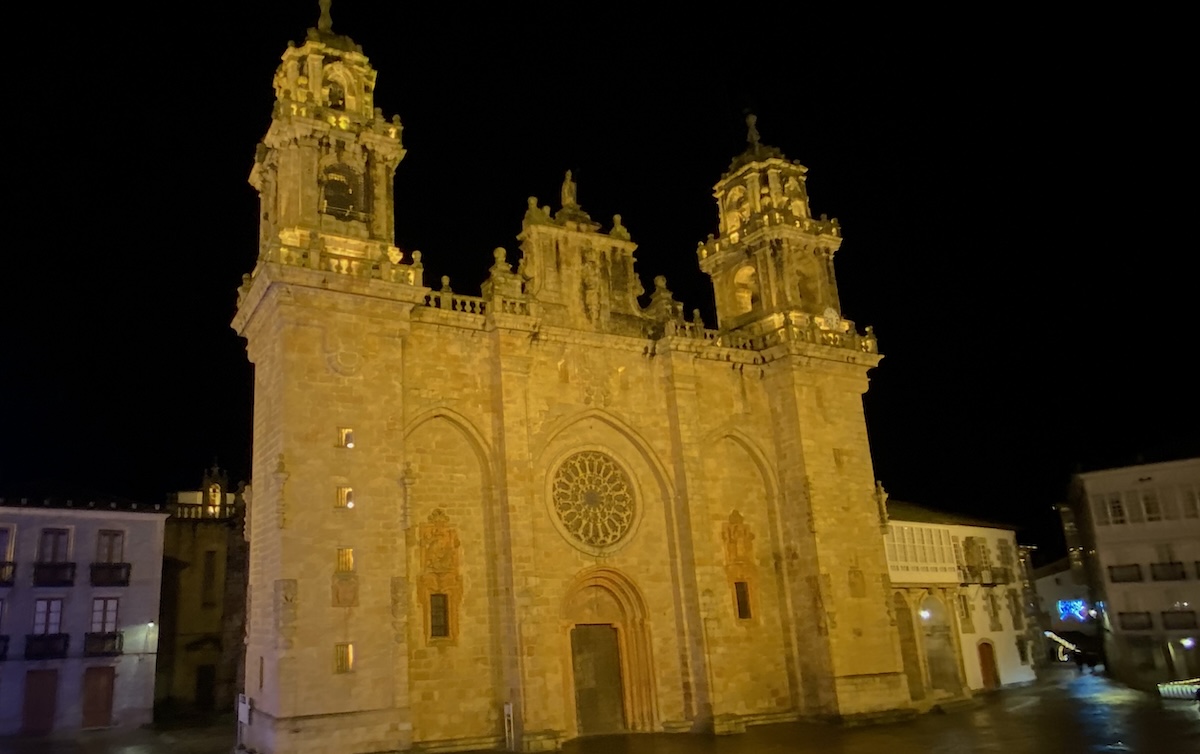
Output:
562 568 656 737
919 595 962 695
978 641 1001 690
894 593 925 701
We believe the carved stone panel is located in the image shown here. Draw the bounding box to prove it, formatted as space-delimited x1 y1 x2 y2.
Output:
332 572 359 607
418 509 462 643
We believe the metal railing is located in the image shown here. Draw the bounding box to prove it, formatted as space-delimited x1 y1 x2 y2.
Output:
90 562 131 587
1150 562 1187 581
32 562 76 587
25 633 69 659
83 631 124 656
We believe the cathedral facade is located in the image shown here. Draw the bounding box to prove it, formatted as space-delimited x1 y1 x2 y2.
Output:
233 10 911 754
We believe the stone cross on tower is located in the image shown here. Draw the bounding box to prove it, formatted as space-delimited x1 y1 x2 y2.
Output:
318 0 333 33
746 113 761 149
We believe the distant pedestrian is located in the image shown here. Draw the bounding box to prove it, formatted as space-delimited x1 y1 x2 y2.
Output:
1073 651 1085 674
1085 653 1098 674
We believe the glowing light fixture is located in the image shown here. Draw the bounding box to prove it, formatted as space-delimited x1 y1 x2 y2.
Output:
1182 638 1196 649
919 609 931 620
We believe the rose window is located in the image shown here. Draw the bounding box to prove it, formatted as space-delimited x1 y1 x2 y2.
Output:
552 452 635 548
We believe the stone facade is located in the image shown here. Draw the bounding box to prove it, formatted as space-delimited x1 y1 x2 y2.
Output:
156 467 249 717
232 11 910 753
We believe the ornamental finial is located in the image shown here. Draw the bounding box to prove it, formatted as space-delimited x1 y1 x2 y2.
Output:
746 113 761 149
318 0 333 33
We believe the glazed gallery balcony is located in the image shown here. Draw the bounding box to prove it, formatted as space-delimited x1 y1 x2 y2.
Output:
90 562 131 586
83 631 124 656
32 562 76 587
25 633 69 659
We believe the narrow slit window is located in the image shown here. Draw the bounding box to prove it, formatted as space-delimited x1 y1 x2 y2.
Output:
734 581 752 620
336 548 354 573
430 593 450 638
334 643 354 673
336 487 354 509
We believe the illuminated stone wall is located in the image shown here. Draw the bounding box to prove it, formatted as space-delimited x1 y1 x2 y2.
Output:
232 14 910 754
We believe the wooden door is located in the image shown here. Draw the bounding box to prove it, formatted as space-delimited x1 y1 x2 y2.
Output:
570 625 625 735
22 669 58 734
978 641 1001 690
82 666 116 728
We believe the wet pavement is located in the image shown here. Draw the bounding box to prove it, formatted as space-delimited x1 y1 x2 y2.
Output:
3 670 1196 753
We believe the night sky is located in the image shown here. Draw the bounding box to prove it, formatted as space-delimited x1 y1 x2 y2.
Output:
2 3 1194 565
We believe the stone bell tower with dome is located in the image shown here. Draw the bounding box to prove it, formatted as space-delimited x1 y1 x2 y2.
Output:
234 6 910 754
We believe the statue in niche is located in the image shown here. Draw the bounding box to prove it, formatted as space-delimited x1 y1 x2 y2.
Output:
562 170 578 208
722 510 755 566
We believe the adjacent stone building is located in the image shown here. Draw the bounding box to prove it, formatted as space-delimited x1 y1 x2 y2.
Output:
232 9 911 753
0 497 167 735
1064 457 1200 687
156 467 248 717
883 500 1036 705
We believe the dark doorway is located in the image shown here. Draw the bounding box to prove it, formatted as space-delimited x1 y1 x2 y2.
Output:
82 666 115 728
195 664 217 711
22 669 58 734
570 624 625 735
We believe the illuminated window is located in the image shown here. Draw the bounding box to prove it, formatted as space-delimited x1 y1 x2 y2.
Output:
734 581 752 620
430 594 450 638
33 598 63 634
338 428 355 448
336 548 354 573
208 483 222 515
336 487 355 509
334 643 354 673
91 597 119 632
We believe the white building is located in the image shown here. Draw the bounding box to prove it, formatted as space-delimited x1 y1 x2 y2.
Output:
884 500 1036 706
1067 457 1200 686
0 497 168 735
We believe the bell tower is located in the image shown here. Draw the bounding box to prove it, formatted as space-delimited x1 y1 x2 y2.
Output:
698 115 844 334
249 0 407 269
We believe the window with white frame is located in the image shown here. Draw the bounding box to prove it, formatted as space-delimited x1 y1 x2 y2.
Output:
34 598 63 634
1091 495 1110 526
38 528 70 562
96 530 124 563
1142 491 1162 522
1108 494 1126 524
91 598 119 632
1183 487 1200 519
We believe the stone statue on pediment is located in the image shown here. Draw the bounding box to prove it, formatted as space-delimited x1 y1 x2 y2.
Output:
611 214 630 240
562 170 578 208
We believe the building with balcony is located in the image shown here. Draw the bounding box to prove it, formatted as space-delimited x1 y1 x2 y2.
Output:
0 497 167 735
884 500 1036 708
1063 457 1200 688
155 466 248 717
1030 556 1099 665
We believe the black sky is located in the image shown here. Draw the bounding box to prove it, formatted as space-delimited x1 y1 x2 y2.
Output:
1 3 1195 564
